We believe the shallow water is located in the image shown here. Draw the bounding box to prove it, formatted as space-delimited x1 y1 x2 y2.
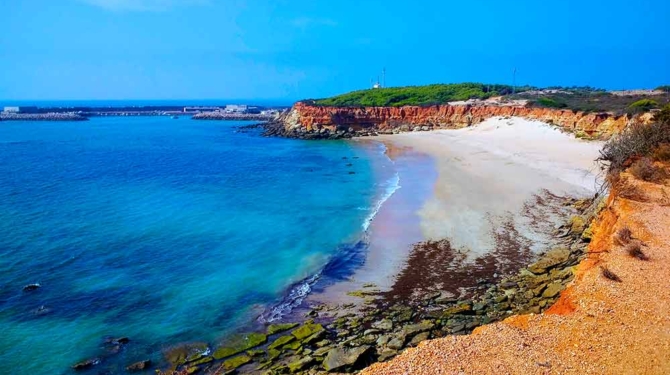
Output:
0 117 394 374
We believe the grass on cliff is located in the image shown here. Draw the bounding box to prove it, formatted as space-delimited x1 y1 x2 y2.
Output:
309 83 531 107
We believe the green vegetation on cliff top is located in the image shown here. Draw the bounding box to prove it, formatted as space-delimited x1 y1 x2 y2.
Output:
308 83 670 114
310 83 528 107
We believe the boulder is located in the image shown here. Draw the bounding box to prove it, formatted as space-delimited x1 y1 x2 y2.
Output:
528 247 570 274
542 282 563 298
409 331 430 346
323 345 373 372
401 321 435 337
372 319 393 331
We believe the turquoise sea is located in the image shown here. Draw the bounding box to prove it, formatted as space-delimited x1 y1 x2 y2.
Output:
0 116 398 374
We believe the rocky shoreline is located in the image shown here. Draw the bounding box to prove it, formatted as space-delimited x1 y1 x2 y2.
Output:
0 112 88 121
133 195 602 375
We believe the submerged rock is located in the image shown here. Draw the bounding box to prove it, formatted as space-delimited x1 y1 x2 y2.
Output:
125 359 151 372
164 342 210 366
72 358 100 371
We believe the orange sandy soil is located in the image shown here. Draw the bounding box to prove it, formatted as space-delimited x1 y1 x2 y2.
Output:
362 172 670 375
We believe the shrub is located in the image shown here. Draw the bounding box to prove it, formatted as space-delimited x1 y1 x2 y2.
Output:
536 97 568 109
613 226 633 246
629 157 667 182
656 85 670 93
628 99 659 113
652 143 670 161
600 266 622 282
625 241 649 261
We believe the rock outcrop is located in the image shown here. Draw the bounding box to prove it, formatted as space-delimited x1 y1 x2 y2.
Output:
264 102 655 139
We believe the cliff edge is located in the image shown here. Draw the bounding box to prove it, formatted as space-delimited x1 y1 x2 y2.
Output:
265 102 654 140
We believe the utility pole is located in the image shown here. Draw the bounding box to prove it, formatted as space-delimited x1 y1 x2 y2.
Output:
512 67 517 94
382 68 386 88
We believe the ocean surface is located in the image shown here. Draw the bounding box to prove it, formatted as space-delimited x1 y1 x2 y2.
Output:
0 116 398 374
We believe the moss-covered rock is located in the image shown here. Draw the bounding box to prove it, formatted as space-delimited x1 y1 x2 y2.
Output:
213 333 267 360
223 354 251 371
266 323 299 335
288 356 314 373
291 323 324 341
282 340 301 351
569 215 586 235
268 335 295 350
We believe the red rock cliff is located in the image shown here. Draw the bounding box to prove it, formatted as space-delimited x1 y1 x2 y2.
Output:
272 102 654 139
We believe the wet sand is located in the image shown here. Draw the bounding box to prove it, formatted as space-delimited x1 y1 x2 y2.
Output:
308 117 604 307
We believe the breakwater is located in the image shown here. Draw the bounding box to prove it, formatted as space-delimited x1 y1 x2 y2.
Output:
0 112 88 121
192 112 276 121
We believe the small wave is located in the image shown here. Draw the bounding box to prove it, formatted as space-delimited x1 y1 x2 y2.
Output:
362 173 401 231
361 142 401 231
259 272 321 323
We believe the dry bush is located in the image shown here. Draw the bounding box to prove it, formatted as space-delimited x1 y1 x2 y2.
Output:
629 157 667 183
652 143 670 161
617 178 647 201
625 241 649 261
598 105 670 177
600 266 622 282
613 226 633 246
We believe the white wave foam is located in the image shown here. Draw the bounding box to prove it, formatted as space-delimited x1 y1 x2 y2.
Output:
362 144 401 231
260 272 321 323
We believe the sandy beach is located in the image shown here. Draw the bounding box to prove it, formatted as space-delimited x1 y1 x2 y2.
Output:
309 116 604 306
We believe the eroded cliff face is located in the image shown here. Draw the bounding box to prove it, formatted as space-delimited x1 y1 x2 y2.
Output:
266 102 654 139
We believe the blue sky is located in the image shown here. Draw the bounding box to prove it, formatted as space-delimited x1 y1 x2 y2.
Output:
1 0 669 100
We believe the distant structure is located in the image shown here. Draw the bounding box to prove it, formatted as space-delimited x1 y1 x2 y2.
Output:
3 106 37 113
183 106 221 113
225 104 248 113
371 68 386 89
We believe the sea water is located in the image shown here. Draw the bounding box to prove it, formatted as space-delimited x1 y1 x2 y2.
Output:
0 117 397 374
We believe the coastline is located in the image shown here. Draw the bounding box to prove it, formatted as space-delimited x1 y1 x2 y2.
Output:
146 116 612 374
165 116 606 374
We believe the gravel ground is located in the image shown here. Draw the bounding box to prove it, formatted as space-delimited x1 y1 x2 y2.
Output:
362 172 670 375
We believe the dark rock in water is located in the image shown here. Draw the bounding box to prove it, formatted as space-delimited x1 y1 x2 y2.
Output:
22 283 41 292
116 337 130 345
348 171 356 175
31 305 52 316
72 358 101 370
323 345 373 372
346 163 353 167
164 342 210 366
125 360 151 372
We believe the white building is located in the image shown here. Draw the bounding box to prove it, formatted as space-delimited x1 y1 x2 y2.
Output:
3 106 20 113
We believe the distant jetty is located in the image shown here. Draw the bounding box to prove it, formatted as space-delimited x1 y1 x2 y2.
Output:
192 112 277 121
0 112 88 121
